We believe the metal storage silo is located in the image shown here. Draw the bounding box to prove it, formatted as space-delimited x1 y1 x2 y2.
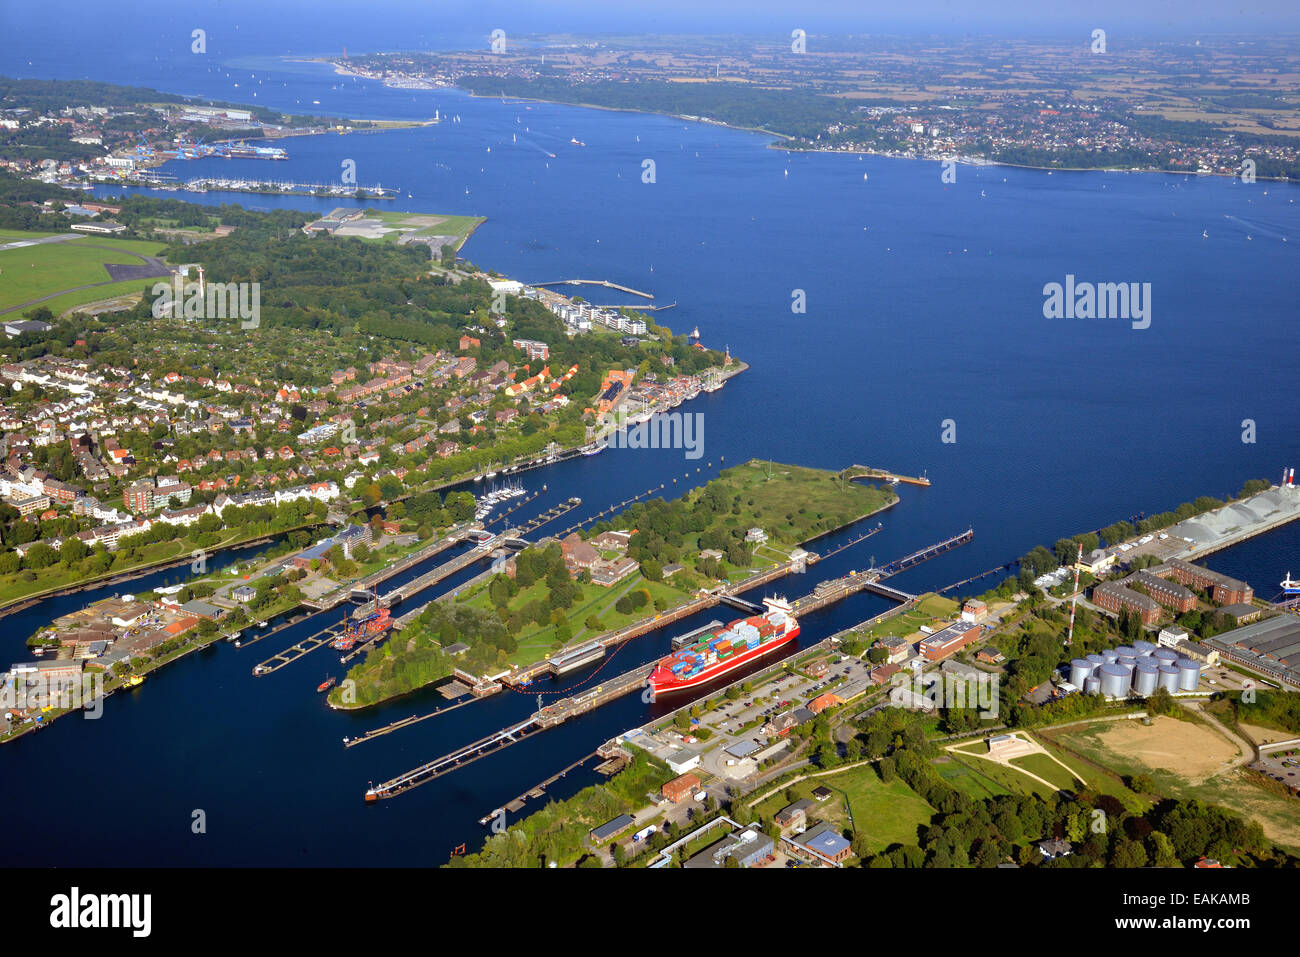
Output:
1115 645 1138 658
1070 659 1092 687
1177 658 1200 691
1157 663 1180 693
1154 648 1179 664
1133 640 1155 656
1099 663 1132 698
1118 655 1137 669
1085 676 1102 695
1087 653 1107 672
1101 649 1119 663
1133 661 1159 696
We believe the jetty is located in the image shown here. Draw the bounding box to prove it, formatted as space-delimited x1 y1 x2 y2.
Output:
844 464 931 487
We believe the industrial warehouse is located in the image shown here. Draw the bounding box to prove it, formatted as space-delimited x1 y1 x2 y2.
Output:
1206 613 1300 690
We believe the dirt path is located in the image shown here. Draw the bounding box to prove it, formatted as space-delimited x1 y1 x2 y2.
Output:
1179 700 1256 776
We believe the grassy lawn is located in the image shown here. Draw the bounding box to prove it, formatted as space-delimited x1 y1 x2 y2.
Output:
45 279 160 317
1034 732 1150 811
832 766 936 852
946 750 1056 799
708 461 897 549
340 209 485 248
756 765 934 855
1009 752 1083 791
852 592 958 641
933 755 1011 798
63 236 168 256
0 239 161 310
0 228 67 240
454 571 695 666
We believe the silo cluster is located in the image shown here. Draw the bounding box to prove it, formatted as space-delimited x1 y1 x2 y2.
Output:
1098 663 1131 698
1133 660 1160 696
1157 663 1180 693
1071 644 1200 698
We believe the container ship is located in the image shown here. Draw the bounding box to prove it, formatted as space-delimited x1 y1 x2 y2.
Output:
647 598 799 694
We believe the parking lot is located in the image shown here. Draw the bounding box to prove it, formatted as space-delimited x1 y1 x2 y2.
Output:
637 647 878 787
1252 747 1300 796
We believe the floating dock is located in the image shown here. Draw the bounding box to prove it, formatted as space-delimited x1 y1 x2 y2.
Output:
548 641 607 676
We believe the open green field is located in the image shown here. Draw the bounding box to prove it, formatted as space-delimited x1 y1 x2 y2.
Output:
0 235 167 313
455 571 694 666
0 228 66 241
755 764 934 855
852 592 960 642
1031 731 1150 811
1009 752 1084 791
712 461 897 549
372 209 484 238
45 279 157 317
946 749 1057 799
933 755 1011 799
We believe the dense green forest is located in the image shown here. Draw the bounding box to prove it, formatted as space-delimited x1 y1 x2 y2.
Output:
0 75 328 128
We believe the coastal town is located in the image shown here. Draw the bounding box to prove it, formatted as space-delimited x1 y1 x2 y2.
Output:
0 198 742 736
325 34 1300 180
0 17 1298 913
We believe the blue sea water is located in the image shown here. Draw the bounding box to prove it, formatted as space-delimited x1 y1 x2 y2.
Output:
0 12 1298 865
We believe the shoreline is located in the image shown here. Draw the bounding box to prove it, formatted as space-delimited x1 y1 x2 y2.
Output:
309 56 1296 185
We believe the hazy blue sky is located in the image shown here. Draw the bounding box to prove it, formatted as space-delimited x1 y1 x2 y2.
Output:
4 0 1300 53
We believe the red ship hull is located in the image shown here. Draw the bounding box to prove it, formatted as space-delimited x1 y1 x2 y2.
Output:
648 626 799 694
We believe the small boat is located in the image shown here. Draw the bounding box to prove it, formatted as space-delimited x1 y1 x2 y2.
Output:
257 621 268 628
317 677 336 693
126 675 145 688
